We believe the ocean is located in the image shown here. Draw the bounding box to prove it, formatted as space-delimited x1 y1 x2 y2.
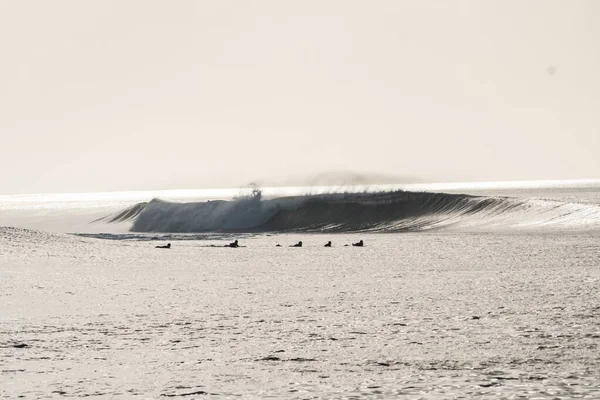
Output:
1 181 599 399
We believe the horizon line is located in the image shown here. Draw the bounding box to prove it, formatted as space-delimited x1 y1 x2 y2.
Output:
1 178 600 202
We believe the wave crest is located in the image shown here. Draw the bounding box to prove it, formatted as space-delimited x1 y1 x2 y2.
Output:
99 190 600 233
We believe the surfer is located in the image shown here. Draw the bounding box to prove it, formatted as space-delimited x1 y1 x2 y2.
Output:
352 240 364 247
156 243 171 249
290 241 303 247
227 240 239 248
324 241 332 247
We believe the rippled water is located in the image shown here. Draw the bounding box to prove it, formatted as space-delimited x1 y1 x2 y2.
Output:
1 228 599 399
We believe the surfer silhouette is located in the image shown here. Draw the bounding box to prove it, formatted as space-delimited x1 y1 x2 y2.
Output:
291 241 303 247
352 240 364 247
227 240 239 248
324 241 332 247
156 243 171 249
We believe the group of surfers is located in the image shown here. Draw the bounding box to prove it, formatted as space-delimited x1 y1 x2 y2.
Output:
156 239 364 249
280 240 363 248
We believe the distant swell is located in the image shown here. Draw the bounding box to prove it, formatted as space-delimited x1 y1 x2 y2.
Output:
99 190 600 233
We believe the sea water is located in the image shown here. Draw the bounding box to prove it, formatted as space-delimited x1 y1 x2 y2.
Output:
1 181 599 399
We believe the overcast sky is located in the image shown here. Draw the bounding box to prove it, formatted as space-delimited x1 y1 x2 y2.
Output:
1 0 599 194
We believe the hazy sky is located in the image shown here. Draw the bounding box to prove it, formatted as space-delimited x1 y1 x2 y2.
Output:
1 0 599 194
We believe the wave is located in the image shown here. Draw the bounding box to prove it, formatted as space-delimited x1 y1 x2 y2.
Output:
92 202 148 223
98 190 600 233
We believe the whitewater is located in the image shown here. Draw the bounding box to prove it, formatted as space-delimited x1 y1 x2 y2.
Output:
1 181 600 399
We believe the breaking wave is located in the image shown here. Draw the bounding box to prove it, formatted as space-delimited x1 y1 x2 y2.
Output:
99 190 600 233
